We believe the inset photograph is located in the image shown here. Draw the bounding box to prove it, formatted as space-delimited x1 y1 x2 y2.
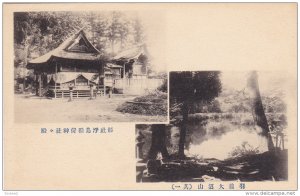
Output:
136 71 288 182
14 11 167 123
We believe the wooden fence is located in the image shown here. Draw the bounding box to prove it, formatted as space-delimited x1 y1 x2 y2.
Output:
114 78 164 95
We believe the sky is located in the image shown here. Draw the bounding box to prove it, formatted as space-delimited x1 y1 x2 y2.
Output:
220 71 289 96
136 4 296 74
138 11 167 72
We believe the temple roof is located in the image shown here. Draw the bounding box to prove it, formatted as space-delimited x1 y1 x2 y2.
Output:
27 29 101 69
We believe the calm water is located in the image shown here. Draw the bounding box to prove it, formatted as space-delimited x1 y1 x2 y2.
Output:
169 116 269 160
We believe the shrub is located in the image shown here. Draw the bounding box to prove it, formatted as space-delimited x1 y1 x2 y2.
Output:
228 141 259 158
116 91 167 116
157 79 167 93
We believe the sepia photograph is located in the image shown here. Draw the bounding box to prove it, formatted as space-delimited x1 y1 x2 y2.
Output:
13 11 168 123
136 71 288 182
3 3 297 191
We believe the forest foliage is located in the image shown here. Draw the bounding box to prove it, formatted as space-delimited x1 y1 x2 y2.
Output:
170 85 286 119
14 11 145 78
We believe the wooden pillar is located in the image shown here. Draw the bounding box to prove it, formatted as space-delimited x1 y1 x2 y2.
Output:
74 64 77 86
35 73 39 96
123 62 126 79
54 63 57 98
103 76 106 96
89 84 94 100
38 74 42 97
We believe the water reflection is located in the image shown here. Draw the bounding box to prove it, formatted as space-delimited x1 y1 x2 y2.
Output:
169 118 269 160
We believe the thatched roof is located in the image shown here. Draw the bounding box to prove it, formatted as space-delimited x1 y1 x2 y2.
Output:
27 30 101 69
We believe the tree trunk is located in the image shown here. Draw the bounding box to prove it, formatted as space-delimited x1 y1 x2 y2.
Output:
178 100 189 158
148 124 169 159
247 71 275 151
22 37 29 94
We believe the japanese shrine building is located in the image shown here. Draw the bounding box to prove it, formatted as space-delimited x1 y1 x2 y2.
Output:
27 30 120 98
113 44 149 79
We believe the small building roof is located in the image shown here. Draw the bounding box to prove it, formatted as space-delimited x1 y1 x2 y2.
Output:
113 44 148 61
27 29 101 69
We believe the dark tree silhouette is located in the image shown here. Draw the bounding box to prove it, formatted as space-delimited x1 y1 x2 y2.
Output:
170 71 222 158
148 124 169 159
247 71 275 151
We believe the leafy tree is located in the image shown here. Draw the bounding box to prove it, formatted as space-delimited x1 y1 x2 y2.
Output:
14 11 145 63
92 13 109 52
132 17 144 44
106 11 130 54
208 99 222 113
170 71 222 158
14 12 31 44
118 17 130 49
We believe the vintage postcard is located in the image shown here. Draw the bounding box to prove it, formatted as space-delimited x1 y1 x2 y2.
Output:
3 3 297 191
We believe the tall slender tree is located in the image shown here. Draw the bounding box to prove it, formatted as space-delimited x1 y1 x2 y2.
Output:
170 71 222 158
132 17 144 45
247 71 275 151
107 11 123 54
